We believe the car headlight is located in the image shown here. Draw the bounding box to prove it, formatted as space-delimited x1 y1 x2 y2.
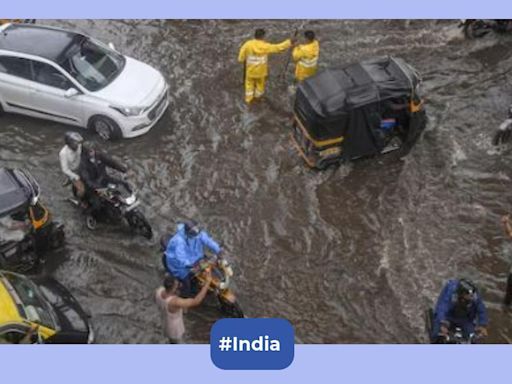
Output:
110 105 144 117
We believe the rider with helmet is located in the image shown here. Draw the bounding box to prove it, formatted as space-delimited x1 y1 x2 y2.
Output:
59 132 85 198
432 278 488 342
164 220 222 296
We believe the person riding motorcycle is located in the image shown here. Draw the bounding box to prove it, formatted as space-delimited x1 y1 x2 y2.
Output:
59 132 85 198
164 220 222 296
78 142 128 215
432 279 488 342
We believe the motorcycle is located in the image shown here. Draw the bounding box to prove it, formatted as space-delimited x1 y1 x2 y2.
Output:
459 19 512 39
68 179 153 239
424 308 483 344
160 235 245 318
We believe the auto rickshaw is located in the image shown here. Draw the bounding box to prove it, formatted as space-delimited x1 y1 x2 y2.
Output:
290 56 427 169
0 168 64 272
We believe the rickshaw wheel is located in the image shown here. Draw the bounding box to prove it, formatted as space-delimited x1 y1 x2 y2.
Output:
316 157 338 170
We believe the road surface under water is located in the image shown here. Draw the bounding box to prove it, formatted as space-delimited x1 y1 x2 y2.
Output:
1 20 512 343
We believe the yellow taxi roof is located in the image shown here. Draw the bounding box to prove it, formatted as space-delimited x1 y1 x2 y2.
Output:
0 278 22 324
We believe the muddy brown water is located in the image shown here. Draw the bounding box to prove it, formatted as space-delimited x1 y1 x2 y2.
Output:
1 20 512 343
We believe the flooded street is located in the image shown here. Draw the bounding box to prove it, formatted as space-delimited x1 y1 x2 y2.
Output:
1 19 512 343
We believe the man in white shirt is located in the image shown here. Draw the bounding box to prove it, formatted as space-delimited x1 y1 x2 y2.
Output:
59 132 85 198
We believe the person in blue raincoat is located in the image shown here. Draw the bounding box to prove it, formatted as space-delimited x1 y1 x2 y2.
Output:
164 220 222 296
432 279 488 341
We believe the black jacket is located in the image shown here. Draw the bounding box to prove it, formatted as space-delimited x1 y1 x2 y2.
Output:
78 151 127 190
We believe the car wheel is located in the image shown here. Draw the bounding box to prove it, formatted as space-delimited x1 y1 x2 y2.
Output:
91 116 123 141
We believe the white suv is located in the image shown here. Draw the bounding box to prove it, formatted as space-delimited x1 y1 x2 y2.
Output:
0 23 169 140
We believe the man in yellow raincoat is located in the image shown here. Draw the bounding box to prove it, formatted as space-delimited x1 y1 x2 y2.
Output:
238 28 292 104
292 30 320 82
0 19 21 25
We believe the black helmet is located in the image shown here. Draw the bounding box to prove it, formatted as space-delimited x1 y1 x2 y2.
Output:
456 279 477 297
183 220 200 237
82 141 97 153
65 131 83 150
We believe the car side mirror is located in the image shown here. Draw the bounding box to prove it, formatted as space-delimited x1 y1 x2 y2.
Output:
64 88 79 98
108 42 116 51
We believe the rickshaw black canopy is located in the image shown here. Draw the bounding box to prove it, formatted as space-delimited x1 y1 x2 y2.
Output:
294 56 422 143
0 168 38 217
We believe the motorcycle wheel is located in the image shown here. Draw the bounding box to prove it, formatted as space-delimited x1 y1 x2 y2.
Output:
126 210 153 239
218 296 245 318
86 215 97 230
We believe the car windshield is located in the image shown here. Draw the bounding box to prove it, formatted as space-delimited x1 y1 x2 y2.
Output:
60 37 125 92
2 273 59 330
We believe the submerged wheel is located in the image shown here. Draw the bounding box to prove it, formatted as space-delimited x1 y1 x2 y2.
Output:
85 215 97 230
126 210 153 239
90 116 122 141
218 296 245 318
316 157 339 170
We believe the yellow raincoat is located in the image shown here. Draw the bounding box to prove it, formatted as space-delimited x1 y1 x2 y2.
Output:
238 38 291 103
0 19 22 25
292 40 320 82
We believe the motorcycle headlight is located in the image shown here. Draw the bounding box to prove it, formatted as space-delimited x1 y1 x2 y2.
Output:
110 105 144 117
124 195 136 205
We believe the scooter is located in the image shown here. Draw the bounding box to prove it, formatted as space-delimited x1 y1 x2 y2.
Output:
160 234 244 318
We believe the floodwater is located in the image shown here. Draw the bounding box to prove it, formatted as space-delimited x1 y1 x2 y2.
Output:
1 20 512 343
